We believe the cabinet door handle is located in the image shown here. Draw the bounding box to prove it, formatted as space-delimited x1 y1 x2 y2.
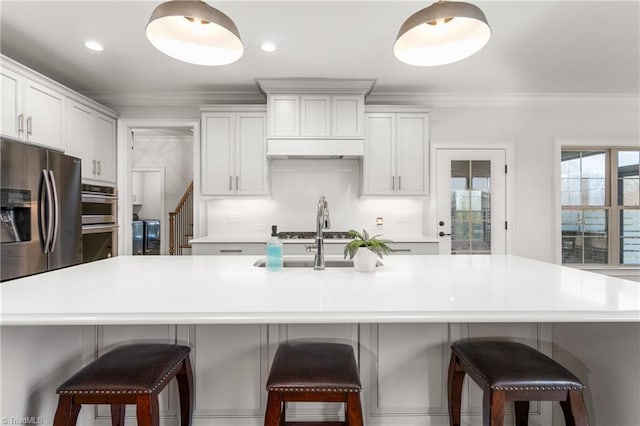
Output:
220 249 242 253
97 160 101 176
235 176 239 191
92 160 97 175
391 176 395 190
393 248 412 252
228 176 233 191
398 176 402 191
26 116 32 136
18 114 24 133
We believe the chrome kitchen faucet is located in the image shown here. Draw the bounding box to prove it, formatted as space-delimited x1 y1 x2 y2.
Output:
312 196 331 270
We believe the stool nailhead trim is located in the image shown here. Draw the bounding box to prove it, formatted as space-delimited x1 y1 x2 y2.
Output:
267 387 361 393
493 385 585 391
58 355 186 395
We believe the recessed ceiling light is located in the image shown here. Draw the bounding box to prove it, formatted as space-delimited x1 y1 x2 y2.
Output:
84 41 105 52
260 42 277 53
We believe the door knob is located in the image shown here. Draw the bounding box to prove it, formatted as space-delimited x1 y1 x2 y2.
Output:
439 231 451 237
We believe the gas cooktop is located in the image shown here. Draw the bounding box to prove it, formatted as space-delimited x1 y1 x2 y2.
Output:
276 231 352 240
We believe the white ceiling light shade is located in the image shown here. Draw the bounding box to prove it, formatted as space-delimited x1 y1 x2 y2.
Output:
394 1 491 66
146 0 243 66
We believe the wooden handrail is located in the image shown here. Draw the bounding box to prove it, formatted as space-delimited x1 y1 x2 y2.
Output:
168 180 194 255
173 181 194 215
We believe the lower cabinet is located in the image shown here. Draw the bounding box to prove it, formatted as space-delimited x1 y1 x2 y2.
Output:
191 241 439 256
77 323 550 426
191 242 266 255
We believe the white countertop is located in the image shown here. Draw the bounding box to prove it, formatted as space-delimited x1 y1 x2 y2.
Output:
1 255 638 325
190 235 441 244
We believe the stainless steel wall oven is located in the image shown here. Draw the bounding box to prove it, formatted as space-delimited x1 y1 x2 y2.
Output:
81 184 118 262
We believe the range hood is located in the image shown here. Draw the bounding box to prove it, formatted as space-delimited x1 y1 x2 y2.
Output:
266 139 365 159
256 79 376 159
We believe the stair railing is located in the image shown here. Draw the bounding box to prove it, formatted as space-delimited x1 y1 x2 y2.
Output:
169 181 194 255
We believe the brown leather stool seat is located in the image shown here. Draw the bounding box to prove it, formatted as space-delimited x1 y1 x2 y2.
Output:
448 341 588 426
53 343 193 426
264 341 363 426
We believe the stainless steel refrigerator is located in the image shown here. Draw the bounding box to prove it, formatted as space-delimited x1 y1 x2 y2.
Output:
1 138 82 281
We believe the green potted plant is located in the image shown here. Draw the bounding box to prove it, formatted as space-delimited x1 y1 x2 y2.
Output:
343 229 393 272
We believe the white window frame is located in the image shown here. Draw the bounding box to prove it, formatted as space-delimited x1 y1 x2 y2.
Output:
554 138 639 277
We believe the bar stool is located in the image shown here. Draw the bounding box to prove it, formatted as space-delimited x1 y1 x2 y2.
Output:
448 341 589 426
264 341 363 426
53 343 193 426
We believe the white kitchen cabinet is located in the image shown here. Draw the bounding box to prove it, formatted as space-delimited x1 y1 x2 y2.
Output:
131 171 144 204
363 108 429 196
389 241 439 255
201 108 267 196
301 95 330 136
191 242 266 255
269 95 299 137
332 95 363 136
268 94 363 138
1 65 66 151
68 99 116 183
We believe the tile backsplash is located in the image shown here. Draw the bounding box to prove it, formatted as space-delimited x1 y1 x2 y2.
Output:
205 159 426 238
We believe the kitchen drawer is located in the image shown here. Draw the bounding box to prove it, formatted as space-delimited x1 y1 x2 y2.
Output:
389 242 439 255
191 243 265 255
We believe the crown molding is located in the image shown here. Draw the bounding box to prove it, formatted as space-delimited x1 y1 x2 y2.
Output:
256 78 376 95
366 92 640 108
82 89 639 110
83 90 266 108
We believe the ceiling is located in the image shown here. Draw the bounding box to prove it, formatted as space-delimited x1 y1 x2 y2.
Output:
1 1 638 109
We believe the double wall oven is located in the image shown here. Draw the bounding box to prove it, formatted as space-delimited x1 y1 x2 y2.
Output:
81 184 118 262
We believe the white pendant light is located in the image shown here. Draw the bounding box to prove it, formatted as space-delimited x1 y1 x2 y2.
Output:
394 0 491 66
146 0 243 66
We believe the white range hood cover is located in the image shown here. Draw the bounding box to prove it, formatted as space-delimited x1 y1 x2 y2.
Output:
266 139 364 159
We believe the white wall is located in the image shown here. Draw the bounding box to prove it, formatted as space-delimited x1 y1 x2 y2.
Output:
428 105 639 262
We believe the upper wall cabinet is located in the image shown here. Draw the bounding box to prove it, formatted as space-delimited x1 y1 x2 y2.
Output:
269 94 364 138
201 106 268 196
68 100 117 184
362 106 430 196
257 79 375 140
1 55 118 184
1 65 66 151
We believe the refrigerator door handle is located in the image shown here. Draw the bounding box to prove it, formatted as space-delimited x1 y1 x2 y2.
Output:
48 170 60 253
39 170 48 252
40 169 53 253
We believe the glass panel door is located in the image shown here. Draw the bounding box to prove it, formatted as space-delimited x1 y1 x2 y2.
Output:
437 149 507 255
450 160 492 254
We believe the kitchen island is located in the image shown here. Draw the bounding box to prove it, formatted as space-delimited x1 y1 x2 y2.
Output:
1 255 638 426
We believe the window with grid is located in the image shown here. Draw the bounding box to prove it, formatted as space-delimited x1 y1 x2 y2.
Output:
561 148 640 265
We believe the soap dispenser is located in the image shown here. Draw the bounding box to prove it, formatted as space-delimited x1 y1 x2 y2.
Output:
266 225 283 271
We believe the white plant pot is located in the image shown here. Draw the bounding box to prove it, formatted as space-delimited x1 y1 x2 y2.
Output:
352 248 379 272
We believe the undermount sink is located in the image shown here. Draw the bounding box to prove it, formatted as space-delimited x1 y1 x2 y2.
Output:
253 257 383 268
